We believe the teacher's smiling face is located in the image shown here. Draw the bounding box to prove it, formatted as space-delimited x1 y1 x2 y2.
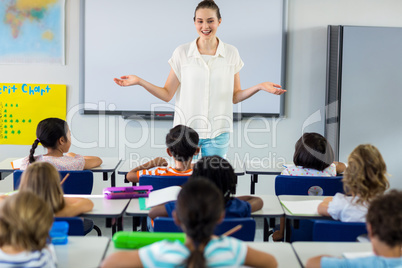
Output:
194 8 222 41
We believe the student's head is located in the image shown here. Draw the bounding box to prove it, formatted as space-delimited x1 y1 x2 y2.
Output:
0 191 53 251
342 144 389 204
194 0 222 21
366 190 402 248
19 162 65 213
29 118 70 163
166 125 199 162
191 155 236 204
174 179 224 268
293 132 334 171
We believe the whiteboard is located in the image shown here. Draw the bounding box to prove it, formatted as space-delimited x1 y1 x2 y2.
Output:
80 0 286 117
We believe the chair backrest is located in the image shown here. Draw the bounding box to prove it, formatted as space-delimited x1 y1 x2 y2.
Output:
54 217 85 236
313 220 367 242
139 175 189 191
153 217 256 241
13 170 93 194
274 175 344 196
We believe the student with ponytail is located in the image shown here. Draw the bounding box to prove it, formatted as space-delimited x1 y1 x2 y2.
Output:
20 118 102 170
101 179 277 268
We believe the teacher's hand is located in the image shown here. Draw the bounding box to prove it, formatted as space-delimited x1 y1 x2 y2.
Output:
259 82 286 95
113 75 140 87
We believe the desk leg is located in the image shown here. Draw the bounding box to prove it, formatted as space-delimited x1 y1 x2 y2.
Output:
117 216 123 231
111 171 116 187
250 174 258 194
103 172 108 181
124 174 129 184
285 218 292 242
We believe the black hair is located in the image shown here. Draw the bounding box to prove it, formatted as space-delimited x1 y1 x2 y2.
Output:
191 155 236 204
166 125 199 162
194 0 221 21
367 190 402 248
176 179 224 268
293 132 334 171
29 118 68 163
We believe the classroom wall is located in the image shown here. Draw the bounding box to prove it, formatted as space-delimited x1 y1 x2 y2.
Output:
1 0 402 193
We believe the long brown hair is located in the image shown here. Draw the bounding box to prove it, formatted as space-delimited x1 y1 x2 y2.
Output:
176 179 224 268
343 144 389 204
19 162 65 213
0 191 53 251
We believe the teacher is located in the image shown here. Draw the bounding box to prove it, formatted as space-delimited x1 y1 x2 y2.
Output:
114 0 286 158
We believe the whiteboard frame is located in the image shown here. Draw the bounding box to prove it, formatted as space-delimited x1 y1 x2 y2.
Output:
79 0 287 119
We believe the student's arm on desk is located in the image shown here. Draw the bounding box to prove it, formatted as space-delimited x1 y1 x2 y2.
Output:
126 157 168 183
55 197 94 217
148 204 169 220
101 250 142 268
306 255 333 268
317 197 333 217
65 152 103 169
236 195 263 212
244 246 278 268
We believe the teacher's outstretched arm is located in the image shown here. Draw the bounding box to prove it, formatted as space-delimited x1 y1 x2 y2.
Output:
114 68 180 102
232 72 286 104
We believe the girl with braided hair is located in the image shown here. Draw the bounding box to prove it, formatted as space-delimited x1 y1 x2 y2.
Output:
102 179 277 268
19 117 102 170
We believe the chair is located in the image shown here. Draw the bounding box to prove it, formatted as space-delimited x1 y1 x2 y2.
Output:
153 217 256 241
139 175 189 191
275 175 344 196
54 217 85 236
13 170 94 194
275 175 344 242
313 220 367 242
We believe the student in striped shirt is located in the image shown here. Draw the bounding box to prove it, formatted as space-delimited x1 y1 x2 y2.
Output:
0 191 57 268
102 179 277 268
126 124 200 183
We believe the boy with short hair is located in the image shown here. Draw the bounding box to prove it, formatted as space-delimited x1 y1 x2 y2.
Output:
126 125 199 183
306 190 402 268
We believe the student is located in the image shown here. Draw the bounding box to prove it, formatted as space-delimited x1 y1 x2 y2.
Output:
102 179 278 268
20 117 102 170
149 155 263 220
306 190 402 268
126 124 199 183
274 132 345 241
19 162 94 217
282 132 345 176
0 191 57 268
114 0 285 158
317 144 389 222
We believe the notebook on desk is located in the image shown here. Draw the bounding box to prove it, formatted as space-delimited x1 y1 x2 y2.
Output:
280 200 322 216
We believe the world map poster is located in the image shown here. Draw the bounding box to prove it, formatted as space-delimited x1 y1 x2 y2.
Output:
0 0 65 64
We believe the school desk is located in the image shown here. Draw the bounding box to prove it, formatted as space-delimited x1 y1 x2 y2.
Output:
292 241 372 267
278 195 332 242
0 157 122 187
54 236 110 268
65 194 131 235
0 157 16 180
125 194 285 240
244 161 284 194
104 241 300 267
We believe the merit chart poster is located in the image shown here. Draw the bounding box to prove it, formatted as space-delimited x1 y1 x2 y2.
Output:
0 83 66 145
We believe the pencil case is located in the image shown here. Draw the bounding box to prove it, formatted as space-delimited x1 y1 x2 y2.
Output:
50 221 69 245
103 185 153 199
113 231 185 249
